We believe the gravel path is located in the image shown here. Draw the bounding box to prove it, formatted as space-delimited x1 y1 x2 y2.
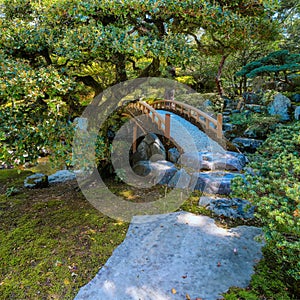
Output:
157 110 224 153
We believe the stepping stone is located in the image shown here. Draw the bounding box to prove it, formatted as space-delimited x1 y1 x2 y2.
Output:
24 173 48 189
75 212 264 300
48 170 76 184
190 172 245 195
168 169 191 189
180 151 247 172
199 196 255 219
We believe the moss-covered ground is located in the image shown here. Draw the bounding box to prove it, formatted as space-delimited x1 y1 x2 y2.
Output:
0 169 298 299
0 170 128 299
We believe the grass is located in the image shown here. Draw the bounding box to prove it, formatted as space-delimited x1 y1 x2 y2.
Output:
0 170 297 299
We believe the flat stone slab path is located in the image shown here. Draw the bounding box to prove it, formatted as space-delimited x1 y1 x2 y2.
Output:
75 212 263 300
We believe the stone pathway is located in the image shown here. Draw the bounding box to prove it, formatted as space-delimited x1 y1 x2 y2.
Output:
75 212 263 300
75 110 262 300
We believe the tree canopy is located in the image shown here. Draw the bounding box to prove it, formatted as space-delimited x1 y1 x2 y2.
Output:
0 0 279 98
236 50 300 87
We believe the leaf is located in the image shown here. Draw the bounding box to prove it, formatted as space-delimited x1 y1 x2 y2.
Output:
171 288 177 294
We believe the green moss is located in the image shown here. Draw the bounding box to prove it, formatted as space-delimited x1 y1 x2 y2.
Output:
0 169 32 183
0 177 128 299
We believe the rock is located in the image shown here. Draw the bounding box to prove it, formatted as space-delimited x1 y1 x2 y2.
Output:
203 99 212 109
137 133 166 162
268 93 291 121
180 151 247 172
73 117 88 131
222 116 231 123
223 97 238 110
243 128 258 138
133 160 177 185
245 104 262 113
48 170 76 184
223 123 235 132
168 169 191 189
232 137 263 153
199 196 255 219
294 106 300 120
292 94 300 103
243 92 260 104
190 172 245 195
150 161 178 185
222 110 232 116
232 109 241 114
24 173 48 188
132 161 152 176
168 147 180 163
75 212 264 300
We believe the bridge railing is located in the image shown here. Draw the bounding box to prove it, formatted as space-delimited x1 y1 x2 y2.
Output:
127 101 171 139
151 99 223 139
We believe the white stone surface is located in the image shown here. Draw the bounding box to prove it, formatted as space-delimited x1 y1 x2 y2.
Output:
48 170 76 184
75 212 264 300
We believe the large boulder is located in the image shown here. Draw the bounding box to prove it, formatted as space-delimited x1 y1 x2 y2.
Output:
179 151 247 172
137 133 166 162
268 93 291 121
190 172 245 195
132 160 177 185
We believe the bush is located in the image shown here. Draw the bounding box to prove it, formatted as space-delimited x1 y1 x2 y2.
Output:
231 122 300 288
0 105 74 168
230 112 280 138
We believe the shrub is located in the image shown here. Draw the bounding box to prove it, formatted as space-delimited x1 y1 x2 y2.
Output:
231 122 300 286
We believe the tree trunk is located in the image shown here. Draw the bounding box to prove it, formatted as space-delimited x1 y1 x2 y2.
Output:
139 57 161 77
76 75 103 96
115 53 128 83
215 55 228 97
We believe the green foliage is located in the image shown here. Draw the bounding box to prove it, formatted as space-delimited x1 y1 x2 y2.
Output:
0 0 279 96
5 186 20 197
231 122 300 284
0 51 78 107
236 50 300 88
0 104 74 168
230 111 280 138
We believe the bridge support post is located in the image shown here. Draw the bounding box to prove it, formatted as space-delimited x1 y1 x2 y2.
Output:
132 124 137 153
217 113 223 139
165 113 171 139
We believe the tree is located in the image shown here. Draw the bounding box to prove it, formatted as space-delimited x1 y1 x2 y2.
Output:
0 0 279 98
236 50 300 89
0 0 281 167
